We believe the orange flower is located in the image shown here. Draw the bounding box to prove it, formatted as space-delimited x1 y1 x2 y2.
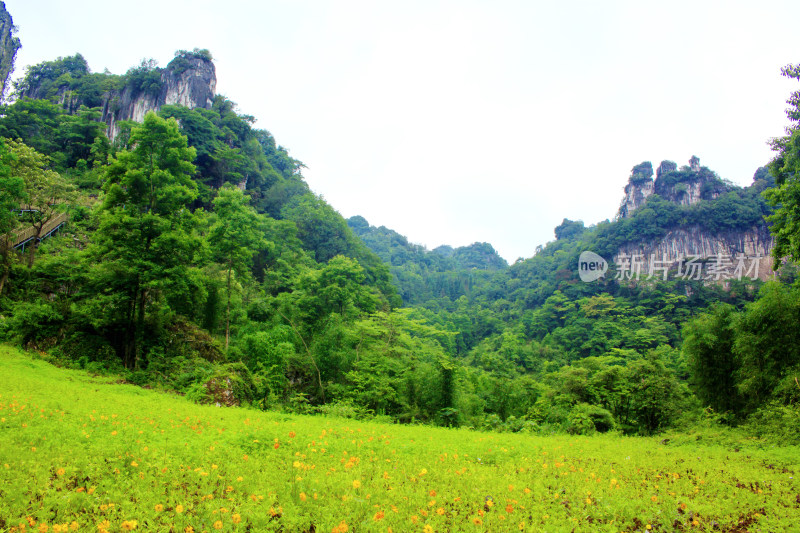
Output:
232 514 241 524
473 518 483 525
289 431 296 438
154 505 163 512
373 511 384 521
300 492 307 502
436 508 445 516
506 504 514 513
429 490 436 497
56 468 65 477
213 521 223 530
175 505 184 514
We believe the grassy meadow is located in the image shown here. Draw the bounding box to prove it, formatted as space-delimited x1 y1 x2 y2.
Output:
0 344 798 533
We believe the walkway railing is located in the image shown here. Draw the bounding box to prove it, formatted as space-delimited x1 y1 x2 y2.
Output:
9 211 69 250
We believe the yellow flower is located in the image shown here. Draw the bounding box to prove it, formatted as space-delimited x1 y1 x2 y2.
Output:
352 480 361 489
213 520 223 530
232 514 241 524
436 508 445 516
120 521 137 531
38 524 48 533
651 495 658 502
176 505 184 514
473 518 483 525
70 523 79 531
154 504 163 512
184 528 194 533
424 526 433 533
56 468 65 477
300 492 307 502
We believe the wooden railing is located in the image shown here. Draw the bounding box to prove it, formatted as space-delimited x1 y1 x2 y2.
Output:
9 211 69 249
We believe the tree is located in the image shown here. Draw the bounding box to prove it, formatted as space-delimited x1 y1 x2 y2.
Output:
0 139 24 295
91 112 199 368
682 303 743 416
765 64 800 265
208 185 268 350
3 139 75 267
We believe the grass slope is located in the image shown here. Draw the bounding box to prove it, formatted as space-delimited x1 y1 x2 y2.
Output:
0 345 798 533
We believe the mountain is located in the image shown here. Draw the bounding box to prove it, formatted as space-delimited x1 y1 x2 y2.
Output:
13 49 216 141
611 158 775 280
0 1 20 101
348 215 507 304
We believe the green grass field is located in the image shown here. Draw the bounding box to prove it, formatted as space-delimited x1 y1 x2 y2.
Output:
0 345 798 533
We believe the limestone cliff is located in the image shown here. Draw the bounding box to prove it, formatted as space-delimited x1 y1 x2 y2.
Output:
613 160 775 280
617 224 774 280
0 1 21 102
102 55 216 140
619 157 730 219
16 52 216 140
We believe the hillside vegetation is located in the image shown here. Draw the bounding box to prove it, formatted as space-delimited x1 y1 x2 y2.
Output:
0 47 798 444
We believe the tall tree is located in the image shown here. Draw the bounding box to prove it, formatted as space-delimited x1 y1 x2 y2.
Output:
765 63 800 264
208 185 267 350
92 112 199 368
0 139 24 295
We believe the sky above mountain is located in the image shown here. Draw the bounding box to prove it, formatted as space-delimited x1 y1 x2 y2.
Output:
7 0 800 261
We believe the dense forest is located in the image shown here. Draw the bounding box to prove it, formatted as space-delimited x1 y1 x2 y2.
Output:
1 46 799 445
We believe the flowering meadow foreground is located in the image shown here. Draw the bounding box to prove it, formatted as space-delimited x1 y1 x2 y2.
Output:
0 346 798 533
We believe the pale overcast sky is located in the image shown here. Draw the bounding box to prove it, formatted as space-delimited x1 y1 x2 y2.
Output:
5 0 800 261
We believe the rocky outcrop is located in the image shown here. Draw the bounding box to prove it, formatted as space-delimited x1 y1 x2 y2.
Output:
102 56 216 140
0 2 21 102
617 224 775 281
612 160 776 280
16 52 216 141
619 176 654 219
619 157 730 218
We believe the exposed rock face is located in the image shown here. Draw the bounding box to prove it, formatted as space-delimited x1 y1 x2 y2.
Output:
620 157 728 218
618 162 655 219
656 160 677 178
102 56 216 140
612 160 776 280
617 224 775 281
0 1 21 102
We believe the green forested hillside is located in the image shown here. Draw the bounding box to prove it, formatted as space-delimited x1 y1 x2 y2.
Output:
0 48 799 444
